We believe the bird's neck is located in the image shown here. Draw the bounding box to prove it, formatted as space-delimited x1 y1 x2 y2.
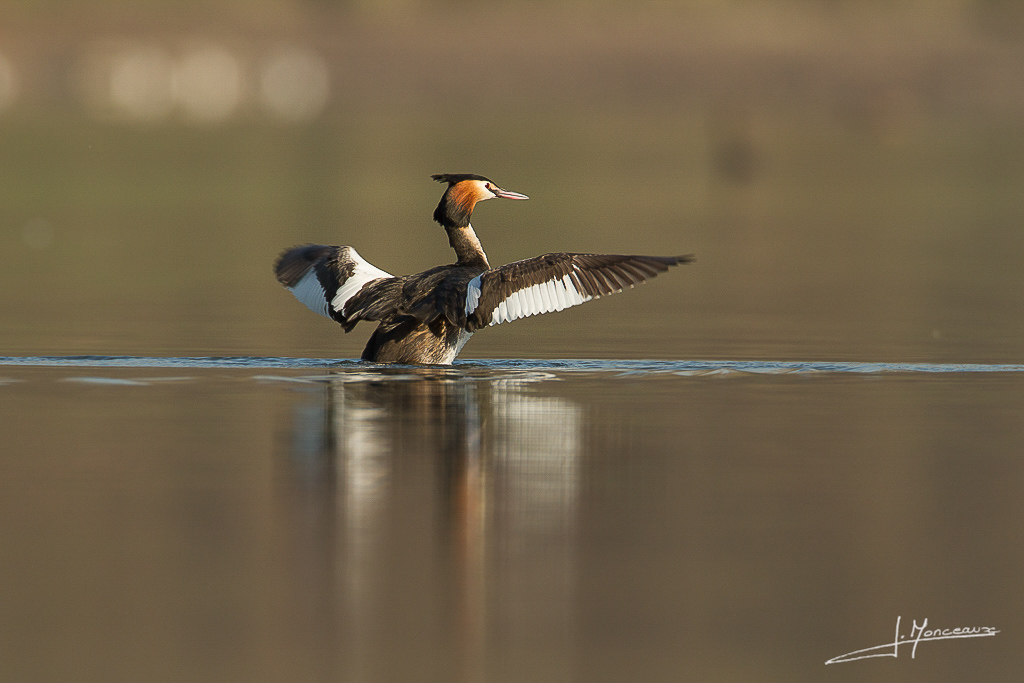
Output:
446 223 489 269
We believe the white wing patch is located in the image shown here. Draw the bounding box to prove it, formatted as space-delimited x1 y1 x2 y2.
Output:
284 247 392 321
466 277 482 315
466 272 594 326
289 268 331 318
331 248 393 317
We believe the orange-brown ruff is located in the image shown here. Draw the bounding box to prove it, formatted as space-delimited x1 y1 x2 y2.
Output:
274 174 692 364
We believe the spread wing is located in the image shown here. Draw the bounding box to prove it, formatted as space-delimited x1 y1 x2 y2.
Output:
464 253 692 332
274 244 399 331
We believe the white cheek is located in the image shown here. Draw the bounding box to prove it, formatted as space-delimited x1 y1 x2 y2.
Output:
476 182 496 201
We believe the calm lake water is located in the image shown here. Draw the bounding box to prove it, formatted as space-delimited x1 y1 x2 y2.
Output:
3 5 1024 679
1 357 1022 681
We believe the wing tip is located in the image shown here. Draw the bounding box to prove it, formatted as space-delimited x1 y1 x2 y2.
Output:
274 244 334 287
664 254 695 266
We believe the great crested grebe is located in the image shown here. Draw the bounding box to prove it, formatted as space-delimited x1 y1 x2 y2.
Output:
274 173 692 364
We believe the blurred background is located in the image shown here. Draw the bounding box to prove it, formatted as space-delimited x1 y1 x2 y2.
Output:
3 3 1024 682
2 0 1023 362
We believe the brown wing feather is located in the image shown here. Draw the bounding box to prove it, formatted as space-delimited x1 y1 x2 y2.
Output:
466 253 692 331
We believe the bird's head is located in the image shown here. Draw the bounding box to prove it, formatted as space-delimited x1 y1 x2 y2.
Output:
431 173 528 229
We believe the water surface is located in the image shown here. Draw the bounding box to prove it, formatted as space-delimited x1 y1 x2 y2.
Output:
1 358 1021 681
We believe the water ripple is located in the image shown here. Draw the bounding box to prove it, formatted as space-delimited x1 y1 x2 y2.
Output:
1 355 1022 375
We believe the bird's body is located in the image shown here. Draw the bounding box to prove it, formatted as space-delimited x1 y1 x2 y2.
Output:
275 174 692 364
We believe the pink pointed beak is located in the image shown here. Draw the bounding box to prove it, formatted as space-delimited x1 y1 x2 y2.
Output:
493 187 529 200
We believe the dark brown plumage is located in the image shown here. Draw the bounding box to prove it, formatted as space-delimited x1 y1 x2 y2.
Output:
274 174 692 364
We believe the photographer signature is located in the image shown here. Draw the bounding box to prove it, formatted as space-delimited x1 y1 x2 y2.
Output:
826 616 999 665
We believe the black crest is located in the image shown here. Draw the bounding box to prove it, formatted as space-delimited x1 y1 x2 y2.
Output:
431 173 493 186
